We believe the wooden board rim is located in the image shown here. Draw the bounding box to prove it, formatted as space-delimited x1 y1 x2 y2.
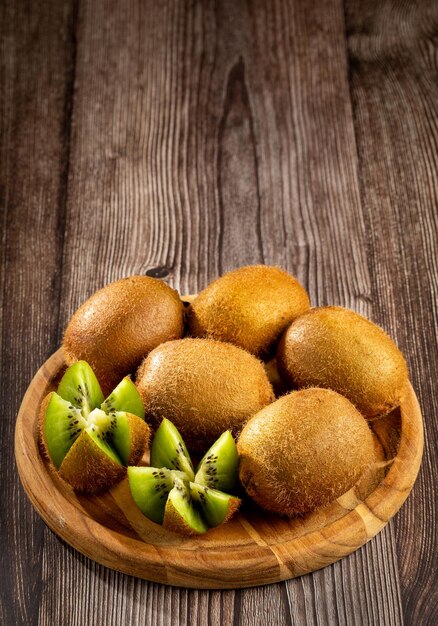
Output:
15 348 424 589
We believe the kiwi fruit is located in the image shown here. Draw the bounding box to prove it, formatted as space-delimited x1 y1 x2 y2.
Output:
189 483 240 528
237 388 375 516
40 361 149 494
63 275 185 394
187 265 310 357
277 306 408 418
163 477 209 535
127 466 175 524
136 338 275 451
150 417 195 480
194 430 238 492
128 418 241 535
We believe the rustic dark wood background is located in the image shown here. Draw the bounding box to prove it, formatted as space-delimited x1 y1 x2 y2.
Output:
1 0 437 624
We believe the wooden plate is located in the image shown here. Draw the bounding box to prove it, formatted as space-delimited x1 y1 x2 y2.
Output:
15 348 423 589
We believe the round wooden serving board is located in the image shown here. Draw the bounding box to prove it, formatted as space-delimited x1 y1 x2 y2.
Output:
15 349 423 589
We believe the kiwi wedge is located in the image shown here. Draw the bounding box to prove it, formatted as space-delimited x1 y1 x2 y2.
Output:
150 418 195 481
163 478 208 535
101 376 145 418
190 483 240 528
40 361 149 494
128 419 240 535
194 430 238 492
57 360 105 413
127 467 174 524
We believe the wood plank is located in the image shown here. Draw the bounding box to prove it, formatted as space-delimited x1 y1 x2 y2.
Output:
346 1 438 623
0 1 76 625
35 0 409 624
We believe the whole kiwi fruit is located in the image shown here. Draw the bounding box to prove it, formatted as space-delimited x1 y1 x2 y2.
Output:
187 265 310 357
237 388 375 516
277 306 408 418
136 338 275 451
63 276 184 394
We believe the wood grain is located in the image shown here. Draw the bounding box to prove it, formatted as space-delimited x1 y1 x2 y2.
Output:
1 0 437 623
15 348 423 588
345 1 438 622
0 1 76 625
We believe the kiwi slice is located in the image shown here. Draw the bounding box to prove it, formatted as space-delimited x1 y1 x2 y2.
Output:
101 376 144 419
128 467 174 524
128 419 240 535
43 392 86 469
59 429 125 494
40 361 149 494
163 477 208 535
150 418 195 481
190 483 240 528
57 360 104 416
194 430 238 492
109 410 151 465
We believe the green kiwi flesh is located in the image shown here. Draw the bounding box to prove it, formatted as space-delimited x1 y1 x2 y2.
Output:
194 430 238 492
150 418 195 481
57 360 104 416
78 428 122 465
40 361 149 494
109 411 147 466
163 478 208 535
190 483 240 528
43 392 86 469
128 420 240 535
101 376 145 419
128 467 174 524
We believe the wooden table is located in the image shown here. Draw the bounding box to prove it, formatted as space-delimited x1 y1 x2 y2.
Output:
1 1 437 624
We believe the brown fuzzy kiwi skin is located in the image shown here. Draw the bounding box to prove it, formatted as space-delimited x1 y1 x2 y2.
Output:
222 496 241 522
37 392 55 463
62 275 185 394
58 432 126 495
187 265 310 358
277 306 409 419
162 493 241 536
237 388 375 517
136 338 275 452
162 500 204 536
124 413 150 466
